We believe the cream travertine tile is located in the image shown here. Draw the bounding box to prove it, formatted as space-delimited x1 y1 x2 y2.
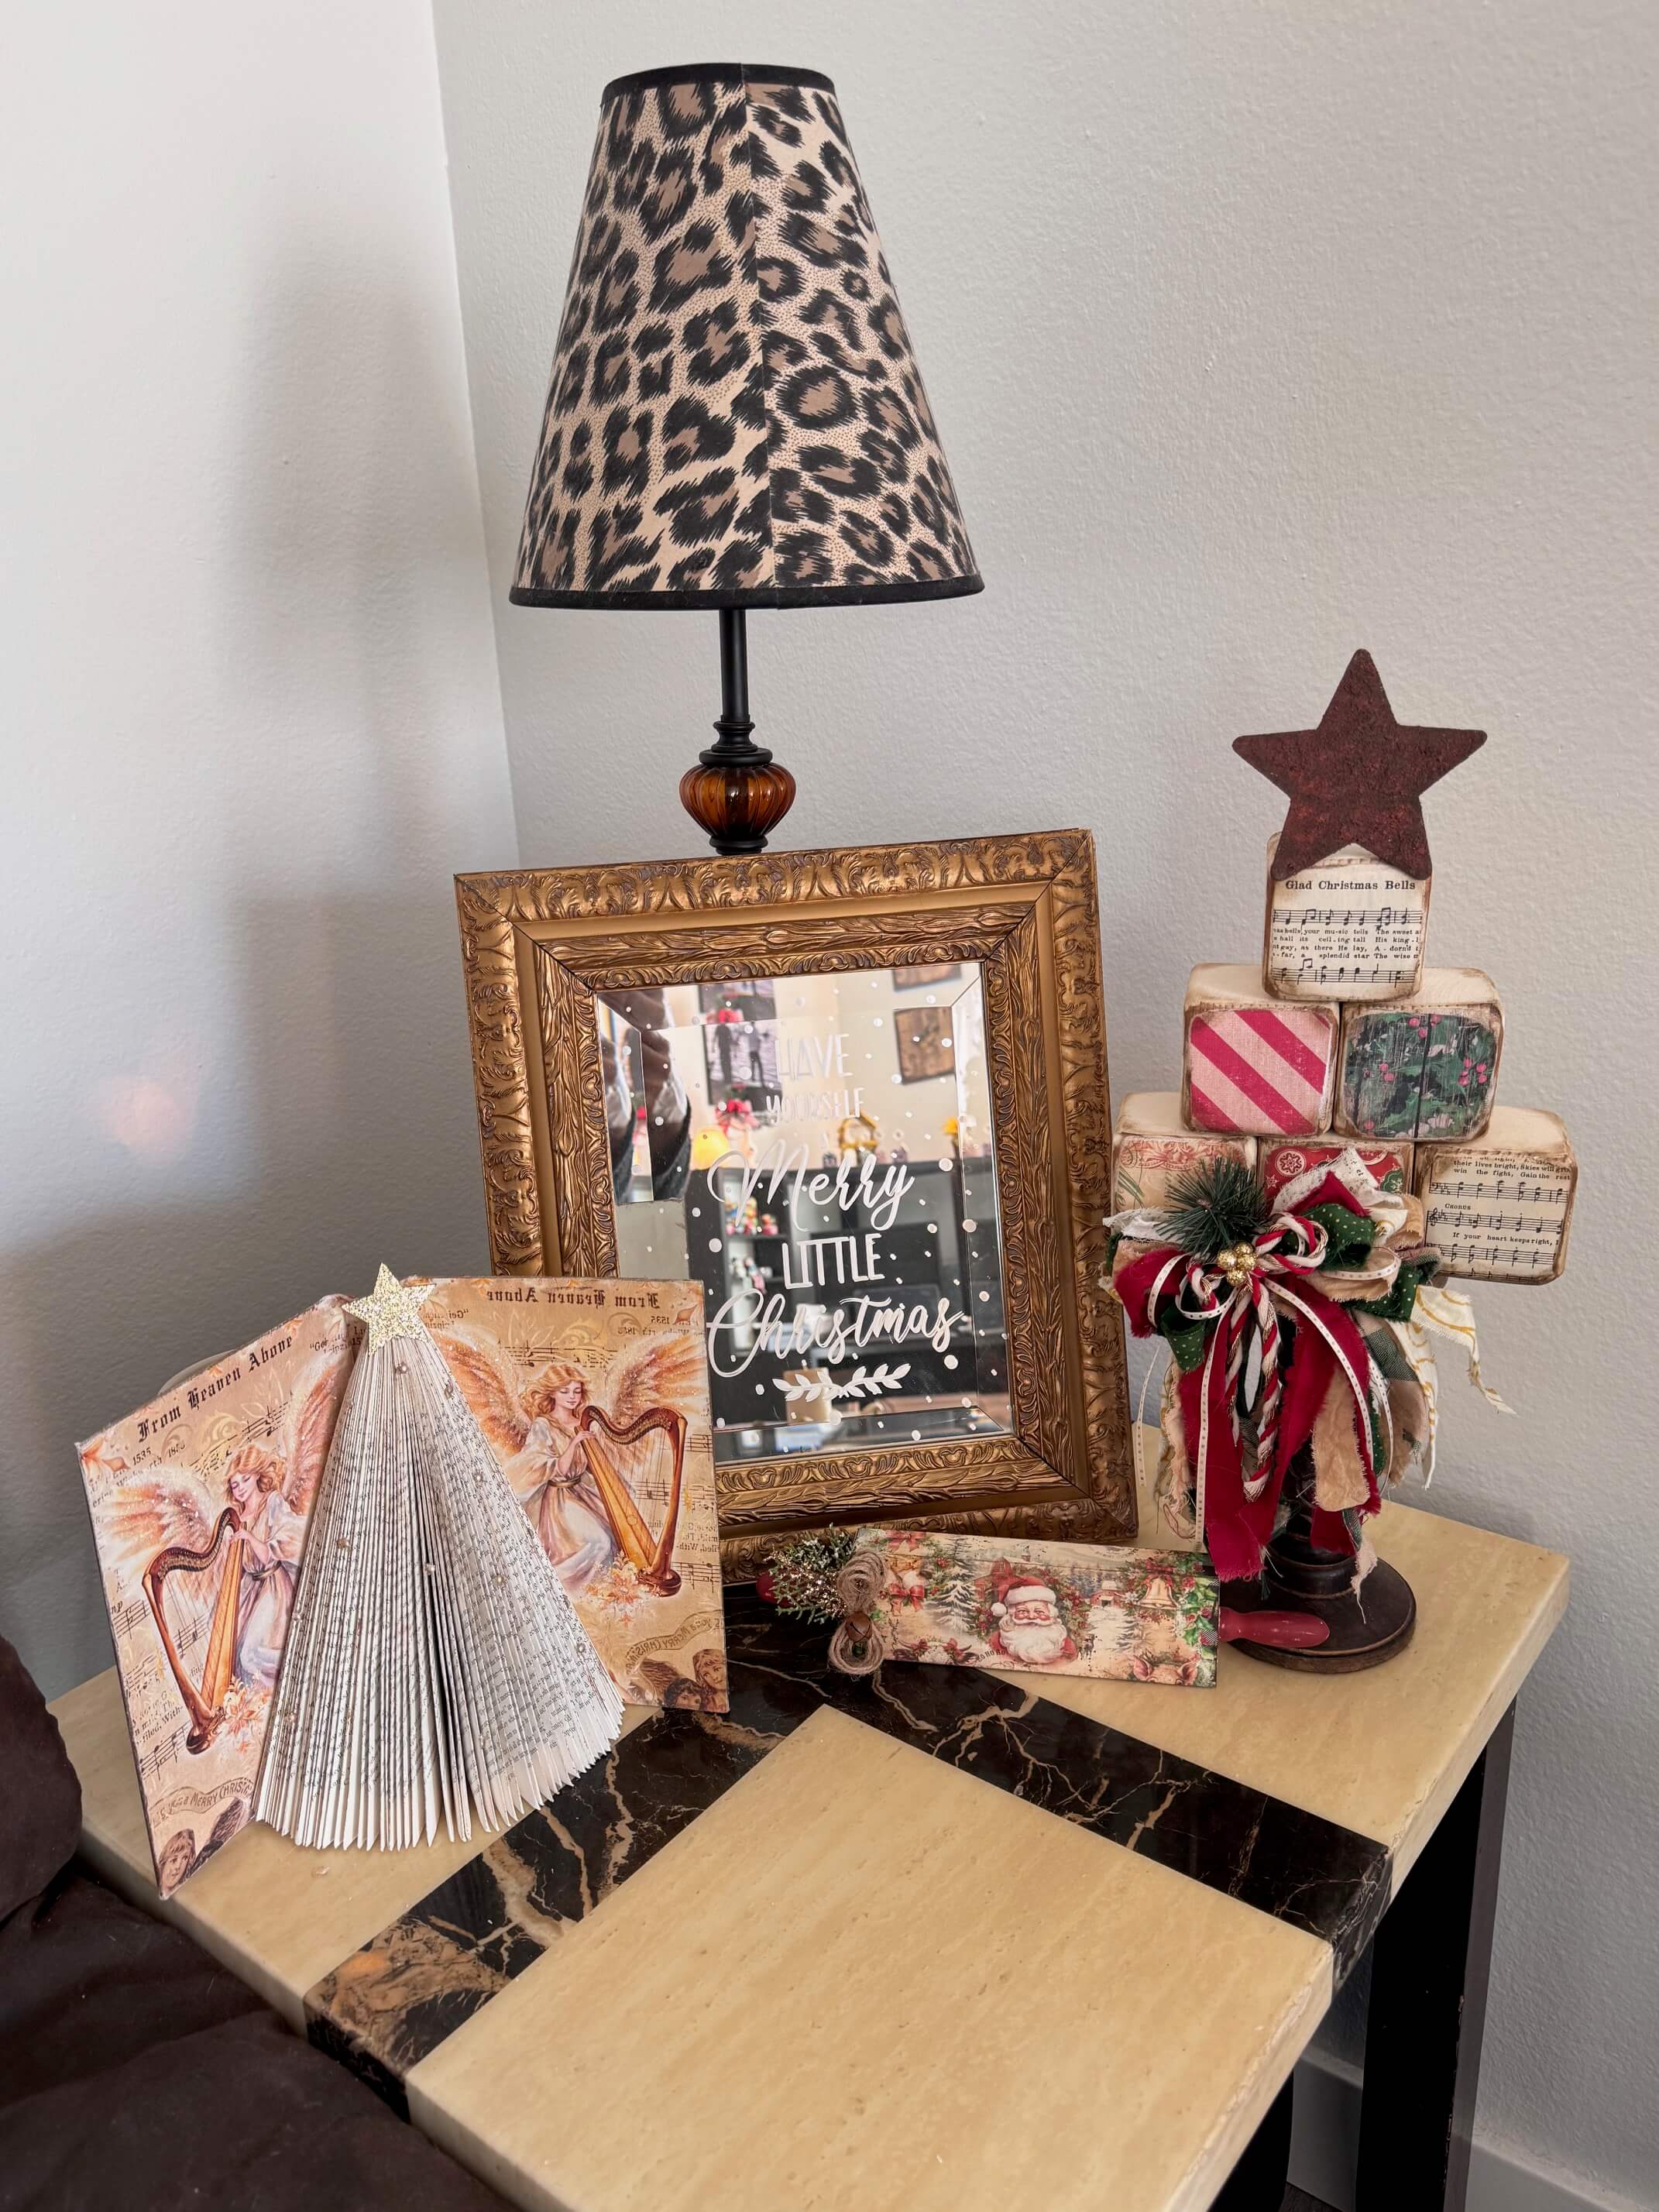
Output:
1032 1494 1567 1887
50 1668 654 2031
408 1706 1332 2212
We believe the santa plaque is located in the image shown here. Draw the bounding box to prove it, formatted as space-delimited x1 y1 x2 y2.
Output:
835 1527 1219 1688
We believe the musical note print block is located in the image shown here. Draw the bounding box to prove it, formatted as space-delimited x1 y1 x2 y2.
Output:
1335 968 1503 1142
1261 1138 1411 1200
1183 966 1338 1136
1112 1093 1256 1211
1416 1107 1576 1283
1262 836 1430 1004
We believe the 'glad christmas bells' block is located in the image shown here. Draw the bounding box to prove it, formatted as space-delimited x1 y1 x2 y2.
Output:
1416 1106 1575 1282
1112 1094 1255 1211
1182 965 1338 1136
1262 835 1429 1004
1260 1137 1412 1200
1335 967 1503 1143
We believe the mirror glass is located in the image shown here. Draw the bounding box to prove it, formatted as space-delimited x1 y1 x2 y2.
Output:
597 963 1008 1465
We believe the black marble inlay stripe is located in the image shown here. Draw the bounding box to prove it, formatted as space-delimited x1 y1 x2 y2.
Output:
303 1665 801 2108
725 1589 1393 1981
307 1588 1392 2108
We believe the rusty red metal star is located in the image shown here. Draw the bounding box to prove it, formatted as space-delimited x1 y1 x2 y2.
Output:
1235 651 1486 881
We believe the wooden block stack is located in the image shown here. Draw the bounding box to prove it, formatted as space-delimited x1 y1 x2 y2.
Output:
1112 834 1575 1284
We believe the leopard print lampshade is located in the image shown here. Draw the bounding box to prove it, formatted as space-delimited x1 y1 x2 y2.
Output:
510 63 981 610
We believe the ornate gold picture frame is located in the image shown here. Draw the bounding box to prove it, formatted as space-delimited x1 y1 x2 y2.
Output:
455 831 1134 1572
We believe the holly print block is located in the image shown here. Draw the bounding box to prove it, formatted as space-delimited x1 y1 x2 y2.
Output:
1113 1093 1255 1211
1336 967 1503 1142
1182 965 1338 1136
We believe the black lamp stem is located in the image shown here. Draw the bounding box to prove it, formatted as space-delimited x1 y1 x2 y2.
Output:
716 606 751 740
678 608 797 857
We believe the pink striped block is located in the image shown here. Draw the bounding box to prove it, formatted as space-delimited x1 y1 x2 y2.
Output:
1187 1003 1337 1135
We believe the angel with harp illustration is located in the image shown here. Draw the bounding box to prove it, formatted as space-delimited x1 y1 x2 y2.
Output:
101 1364 341 1752
441 1331 701 1597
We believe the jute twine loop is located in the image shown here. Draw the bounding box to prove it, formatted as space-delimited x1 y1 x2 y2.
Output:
827 1550 888 1676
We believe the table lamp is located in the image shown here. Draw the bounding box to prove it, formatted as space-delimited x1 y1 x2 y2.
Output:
510 62 982 854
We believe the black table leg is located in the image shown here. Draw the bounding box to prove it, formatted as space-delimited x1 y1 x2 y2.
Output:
1211 2073 1293 2210
1356 1702 1516 2211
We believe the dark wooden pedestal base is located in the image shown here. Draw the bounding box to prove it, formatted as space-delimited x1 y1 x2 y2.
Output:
1224 1443 1417 1673
1225 1555 1417 1673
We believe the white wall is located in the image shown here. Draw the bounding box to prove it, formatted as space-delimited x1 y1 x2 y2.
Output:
430 3 1657 2203
2 6 514 1698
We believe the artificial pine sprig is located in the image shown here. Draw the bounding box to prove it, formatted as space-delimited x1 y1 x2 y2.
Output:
1162 1156 1271 1259
759 1529 858 1623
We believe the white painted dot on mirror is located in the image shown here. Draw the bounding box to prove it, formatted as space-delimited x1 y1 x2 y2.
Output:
943 1355 958 1369
709 1238 723 1252
961 1218 977 1233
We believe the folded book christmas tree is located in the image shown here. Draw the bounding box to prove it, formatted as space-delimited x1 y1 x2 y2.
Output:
79 1271 725 1897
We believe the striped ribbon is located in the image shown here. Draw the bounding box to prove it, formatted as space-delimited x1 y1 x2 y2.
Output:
1135 1211 1333 1506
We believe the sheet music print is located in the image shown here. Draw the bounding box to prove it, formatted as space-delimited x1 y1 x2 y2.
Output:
77 1304 354 1896
1267 844 1427 998
1422 1149 1571 1279
428 1276 728 1712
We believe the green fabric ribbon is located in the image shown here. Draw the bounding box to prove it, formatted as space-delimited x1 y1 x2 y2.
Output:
1306 1200 1377 1271
1355 1261 1425 1324
1159 1309 1211 1373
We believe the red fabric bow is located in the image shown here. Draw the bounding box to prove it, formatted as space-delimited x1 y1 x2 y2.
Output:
1116 1174 1382 1580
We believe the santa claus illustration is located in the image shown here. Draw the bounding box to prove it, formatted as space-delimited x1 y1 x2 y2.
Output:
988 1575 1077 1669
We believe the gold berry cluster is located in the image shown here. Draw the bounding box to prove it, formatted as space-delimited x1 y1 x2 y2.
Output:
1216 1242 1260 1287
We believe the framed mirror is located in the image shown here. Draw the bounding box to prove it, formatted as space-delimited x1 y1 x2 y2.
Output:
456 832 1134 1571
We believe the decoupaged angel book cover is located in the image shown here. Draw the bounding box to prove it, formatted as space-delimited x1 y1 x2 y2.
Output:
78 1275 723 1899
427 1276 726 1716
77 1301 356 1897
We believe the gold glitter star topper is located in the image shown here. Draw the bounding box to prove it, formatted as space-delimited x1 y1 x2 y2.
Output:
345 1264 436 1351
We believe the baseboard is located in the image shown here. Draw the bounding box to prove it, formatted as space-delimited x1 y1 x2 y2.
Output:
1289 2051 1650 2212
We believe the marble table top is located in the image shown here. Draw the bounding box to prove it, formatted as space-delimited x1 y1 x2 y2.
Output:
50 1487 1565 2212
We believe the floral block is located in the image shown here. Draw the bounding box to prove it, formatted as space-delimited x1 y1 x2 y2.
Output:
1415 1107 1576 1283
1262 835 1429 1004
1113 1092 1255 1211
1261 1138 1412 1200
847 1526 1218 1688
1335 968 1503 1142
1182 964 1338 1136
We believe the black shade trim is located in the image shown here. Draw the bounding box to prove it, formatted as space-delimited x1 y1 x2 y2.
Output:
508 573 984 613
603 62 836 103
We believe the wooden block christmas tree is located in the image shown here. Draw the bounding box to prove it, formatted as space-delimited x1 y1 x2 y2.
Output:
1122 651 1574 1288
